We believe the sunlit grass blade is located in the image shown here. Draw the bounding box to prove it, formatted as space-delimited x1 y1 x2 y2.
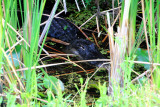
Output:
128 0 138 55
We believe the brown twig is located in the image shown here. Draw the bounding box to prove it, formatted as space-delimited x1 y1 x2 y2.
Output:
78 28 91 41
46 37 70 45
54 69 95 77
92 33 100 48
44 44 64 54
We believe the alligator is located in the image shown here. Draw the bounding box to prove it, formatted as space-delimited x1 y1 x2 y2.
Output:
41 16 106 67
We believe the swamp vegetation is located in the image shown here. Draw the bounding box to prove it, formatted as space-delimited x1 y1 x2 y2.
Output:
0 0 160 106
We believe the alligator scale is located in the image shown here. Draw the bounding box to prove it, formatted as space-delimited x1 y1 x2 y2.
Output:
41 16 106 67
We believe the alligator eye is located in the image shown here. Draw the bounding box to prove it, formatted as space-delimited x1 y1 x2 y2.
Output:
80 46 85 50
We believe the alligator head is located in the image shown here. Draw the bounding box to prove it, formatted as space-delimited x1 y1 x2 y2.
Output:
66 39 106 67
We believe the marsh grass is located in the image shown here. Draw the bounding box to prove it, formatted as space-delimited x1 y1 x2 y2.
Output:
0 0 160 106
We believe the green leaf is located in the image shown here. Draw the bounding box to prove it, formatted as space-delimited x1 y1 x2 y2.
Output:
43 76 64 94
38 92 46 97
100 49 108 54
63 25 68 30
135 48 150 70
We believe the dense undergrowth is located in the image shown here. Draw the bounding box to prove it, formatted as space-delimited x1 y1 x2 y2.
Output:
0 0 160 106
